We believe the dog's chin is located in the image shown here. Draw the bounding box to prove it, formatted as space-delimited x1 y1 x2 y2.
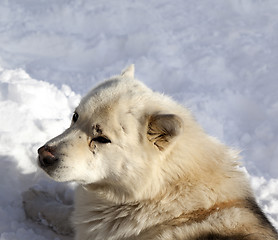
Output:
37 157 67 181
40 168 91 184
48 173 75 183
38 159 104 184
42 170 63 182
38 166 68 183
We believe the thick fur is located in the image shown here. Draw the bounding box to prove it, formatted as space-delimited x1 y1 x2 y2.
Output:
37 65 278 239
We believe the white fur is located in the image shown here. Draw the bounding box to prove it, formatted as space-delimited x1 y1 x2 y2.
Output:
37 65 277 240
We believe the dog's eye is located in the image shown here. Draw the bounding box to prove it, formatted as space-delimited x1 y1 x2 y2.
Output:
72 112 79 123
92 136 111 144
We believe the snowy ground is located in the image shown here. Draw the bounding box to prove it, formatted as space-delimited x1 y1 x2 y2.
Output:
0 0 278 239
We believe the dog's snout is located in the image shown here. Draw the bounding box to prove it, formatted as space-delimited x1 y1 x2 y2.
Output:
38 145 58 167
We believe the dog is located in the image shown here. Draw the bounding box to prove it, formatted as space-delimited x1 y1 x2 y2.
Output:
30 65 278 239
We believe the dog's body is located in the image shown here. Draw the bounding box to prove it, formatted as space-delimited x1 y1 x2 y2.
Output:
36 65 278 239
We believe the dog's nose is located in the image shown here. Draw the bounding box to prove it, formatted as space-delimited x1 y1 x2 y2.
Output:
38 145 58 167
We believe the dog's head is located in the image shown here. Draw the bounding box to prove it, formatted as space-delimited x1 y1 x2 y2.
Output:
38 65 184 193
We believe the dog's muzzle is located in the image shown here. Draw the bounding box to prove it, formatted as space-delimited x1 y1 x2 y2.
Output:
38 145 58 168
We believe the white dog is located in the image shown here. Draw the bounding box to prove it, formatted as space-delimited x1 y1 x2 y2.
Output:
24 65 278 239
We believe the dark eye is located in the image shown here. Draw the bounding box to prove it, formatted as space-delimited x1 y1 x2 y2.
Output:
72 112 79 123
92 136 111 144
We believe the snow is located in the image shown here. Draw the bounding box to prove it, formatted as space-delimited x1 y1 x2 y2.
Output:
0 0 277 239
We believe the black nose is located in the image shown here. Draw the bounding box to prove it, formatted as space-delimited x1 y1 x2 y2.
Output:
38 145 58 167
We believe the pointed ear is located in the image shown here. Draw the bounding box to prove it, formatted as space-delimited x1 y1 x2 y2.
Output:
121 64 135 78
147 114 183 151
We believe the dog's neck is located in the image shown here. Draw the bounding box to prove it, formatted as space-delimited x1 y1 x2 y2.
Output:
73 184 246 240
79 157 248 205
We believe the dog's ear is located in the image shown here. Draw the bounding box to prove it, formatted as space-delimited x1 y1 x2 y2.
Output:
121 64 135 78
147 114 183 151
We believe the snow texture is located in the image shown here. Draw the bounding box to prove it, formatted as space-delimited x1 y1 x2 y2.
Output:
0 0 277 239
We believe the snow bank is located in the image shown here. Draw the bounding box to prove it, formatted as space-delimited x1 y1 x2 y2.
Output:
250 176 278 228
0 67 79 173
0 67 78 239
